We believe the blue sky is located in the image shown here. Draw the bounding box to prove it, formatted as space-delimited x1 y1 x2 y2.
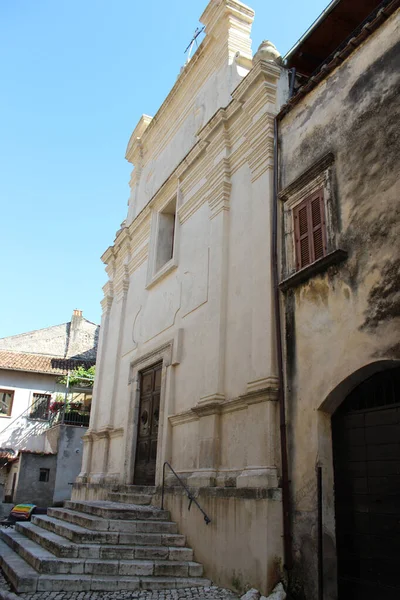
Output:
0 0 328 338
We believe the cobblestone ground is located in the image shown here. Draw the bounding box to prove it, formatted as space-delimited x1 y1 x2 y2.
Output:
0 567 239 600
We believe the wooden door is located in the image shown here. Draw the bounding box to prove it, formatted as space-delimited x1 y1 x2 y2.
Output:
134 362 162 485
332 367 400 599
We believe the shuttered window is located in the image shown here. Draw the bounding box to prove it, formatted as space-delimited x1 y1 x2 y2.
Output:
293 190 327 270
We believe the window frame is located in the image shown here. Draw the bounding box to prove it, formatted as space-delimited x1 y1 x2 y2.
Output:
279 154 341 283
39 468 50 483
146 193 180 288
0 389 14 417
29 393 52 421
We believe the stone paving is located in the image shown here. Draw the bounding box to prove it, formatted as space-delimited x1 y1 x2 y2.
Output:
0 565 239 600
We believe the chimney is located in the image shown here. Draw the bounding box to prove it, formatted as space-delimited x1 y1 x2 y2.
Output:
71 309 83 331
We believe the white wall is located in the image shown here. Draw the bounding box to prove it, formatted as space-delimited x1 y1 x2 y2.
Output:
0 369 63 452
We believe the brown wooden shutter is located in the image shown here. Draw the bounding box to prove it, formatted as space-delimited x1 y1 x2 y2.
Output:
310 191 327 261
293 189 327 270
294 201 310 269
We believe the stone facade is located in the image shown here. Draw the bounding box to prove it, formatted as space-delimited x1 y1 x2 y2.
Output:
278 4 400 600
75 0 286 594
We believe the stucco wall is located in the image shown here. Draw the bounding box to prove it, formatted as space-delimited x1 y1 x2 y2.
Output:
53 425 87 504
14 453 57 506
0 370 61 452
279 11 400 600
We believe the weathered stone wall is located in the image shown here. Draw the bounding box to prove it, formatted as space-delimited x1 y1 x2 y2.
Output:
14 453 57 507
0 312 99 361
279 10 400 600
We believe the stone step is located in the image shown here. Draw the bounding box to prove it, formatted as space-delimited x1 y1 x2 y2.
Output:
48 507 178 534
108 493 153 505
0 537 209 592
1 527 85 574
16 522 100 558
0 538 38 593
38 575 210 593
65 500 169 521
17 522 187 560
31 514 183 547
31 515 120 545
1 527 201 577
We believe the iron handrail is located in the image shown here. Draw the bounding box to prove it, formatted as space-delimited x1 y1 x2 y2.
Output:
161 462 211 525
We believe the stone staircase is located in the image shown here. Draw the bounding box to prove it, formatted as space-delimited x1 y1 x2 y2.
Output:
0 487 210 593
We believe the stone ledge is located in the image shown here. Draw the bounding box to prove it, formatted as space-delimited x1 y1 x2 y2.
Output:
161 486 282 501
279 249 348 292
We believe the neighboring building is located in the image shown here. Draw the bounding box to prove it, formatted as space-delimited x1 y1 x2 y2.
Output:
0 310 99 506
277 1 400 599
66 0 399 598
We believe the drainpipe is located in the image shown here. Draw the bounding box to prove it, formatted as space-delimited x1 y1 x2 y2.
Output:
271 69 296 572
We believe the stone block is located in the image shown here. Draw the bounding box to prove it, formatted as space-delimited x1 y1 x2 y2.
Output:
119 560 154 576
154 562 189 577
117 577 141 591
84 560 119 575
78 545 101 559
37 575 92 592
135 547 169 560
119 533 162 545
161 534 185 547
108 520 137 533
140 577 177 590
136 520 177 533
168 547 193 561
188 562 204 577
100 546 135 560
90 578 120 591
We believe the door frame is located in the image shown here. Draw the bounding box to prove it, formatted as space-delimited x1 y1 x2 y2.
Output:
124 333 182 486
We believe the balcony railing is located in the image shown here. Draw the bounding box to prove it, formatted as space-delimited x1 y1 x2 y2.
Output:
49 403 91 427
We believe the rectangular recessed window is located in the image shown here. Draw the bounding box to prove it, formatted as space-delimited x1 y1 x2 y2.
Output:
29 393 51 420
39 468 50 482
155 197 176 272
293 189 327 270
0 390 14 417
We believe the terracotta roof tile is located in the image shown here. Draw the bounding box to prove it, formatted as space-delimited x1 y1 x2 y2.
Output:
0 351 94 376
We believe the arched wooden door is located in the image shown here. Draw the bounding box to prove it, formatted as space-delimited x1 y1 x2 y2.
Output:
332 367 400 598
134 362 162 486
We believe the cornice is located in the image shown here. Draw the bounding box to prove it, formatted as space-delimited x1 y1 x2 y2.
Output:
233 59 281 105
168 385 279 425
207 158 232 219
246 113 275 182
125 115 152 164
101 246 115 266
278 153 335 200
169 411 199 427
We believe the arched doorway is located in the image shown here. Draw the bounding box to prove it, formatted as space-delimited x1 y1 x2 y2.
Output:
332 366 400 598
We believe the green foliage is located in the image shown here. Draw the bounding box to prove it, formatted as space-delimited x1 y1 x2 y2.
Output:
58 365 95 388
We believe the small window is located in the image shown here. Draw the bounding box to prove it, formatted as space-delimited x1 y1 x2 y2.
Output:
0 390 14 417
29 393 51 420
155 197 176 272
293 189 327 270
39 468 50 483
